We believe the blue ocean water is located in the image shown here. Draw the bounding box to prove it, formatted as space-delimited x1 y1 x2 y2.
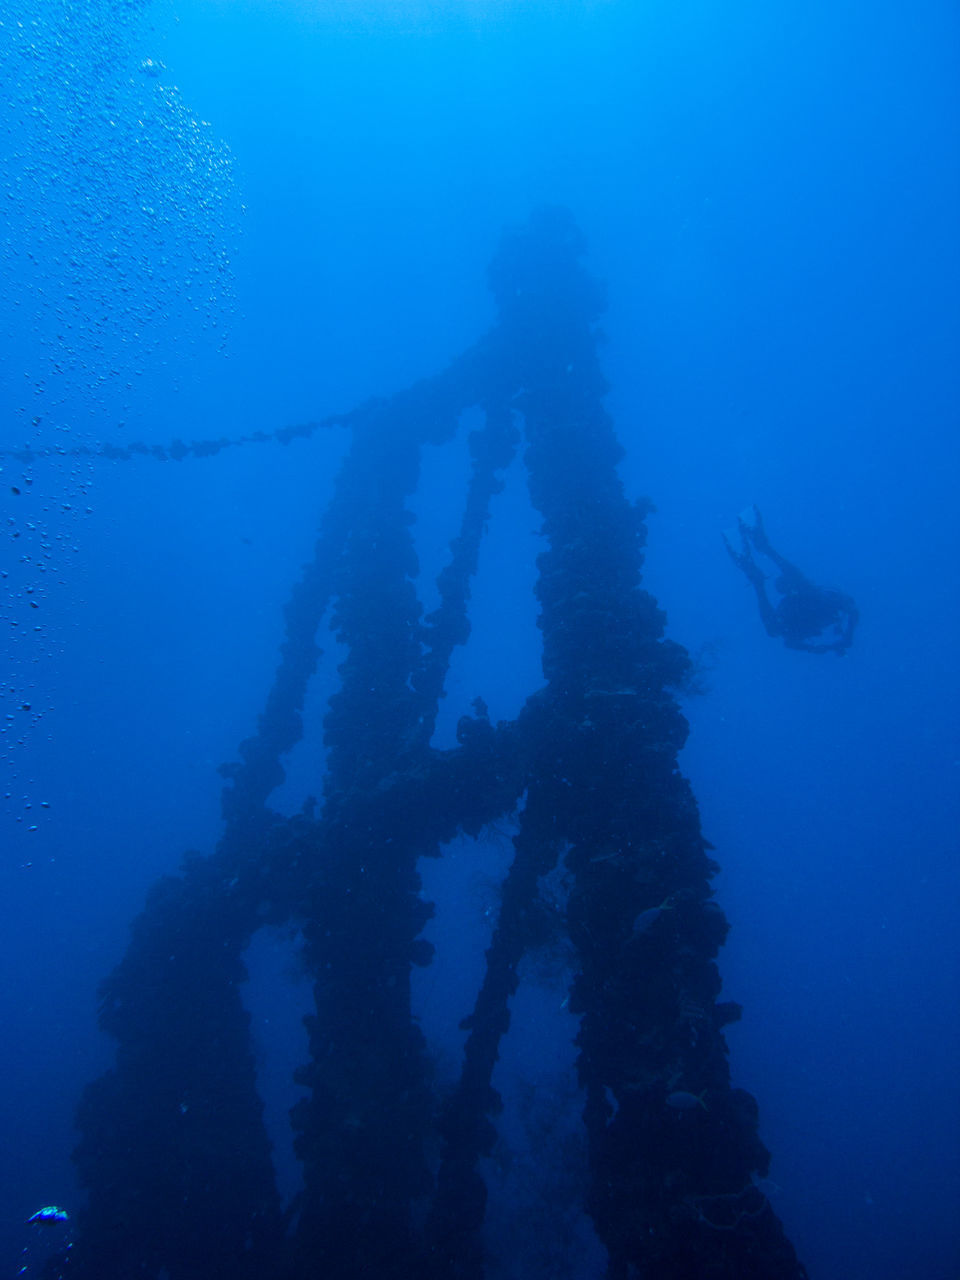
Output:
1 1 957 1277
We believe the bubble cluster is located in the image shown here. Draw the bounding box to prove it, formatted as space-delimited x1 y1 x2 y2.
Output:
0 0 240 817
0 0 240 411
1 449 94 819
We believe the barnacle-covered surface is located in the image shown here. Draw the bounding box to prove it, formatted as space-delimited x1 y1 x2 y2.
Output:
69 212 807 1280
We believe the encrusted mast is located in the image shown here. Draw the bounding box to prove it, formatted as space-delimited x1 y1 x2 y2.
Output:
70 211 807 1280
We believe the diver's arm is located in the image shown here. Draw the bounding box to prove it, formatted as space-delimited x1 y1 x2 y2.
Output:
788 637 843 654
787 599 859 655
837 599 859 651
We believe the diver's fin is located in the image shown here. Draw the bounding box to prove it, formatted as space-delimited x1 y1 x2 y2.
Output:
722 528 744 564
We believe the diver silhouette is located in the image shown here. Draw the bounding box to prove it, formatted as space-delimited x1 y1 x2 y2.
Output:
724 506 858 655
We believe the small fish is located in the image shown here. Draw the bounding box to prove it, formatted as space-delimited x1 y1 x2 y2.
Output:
589 849 622 864
27 1206 69 1224
665 1090 708 1111
631 896 674 937
750 1172 782 1197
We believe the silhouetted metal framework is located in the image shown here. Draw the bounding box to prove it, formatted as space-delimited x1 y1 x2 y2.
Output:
69 210 808 1280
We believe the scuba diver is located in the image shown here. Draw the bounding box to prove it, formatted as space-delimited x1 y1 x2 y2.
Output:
724 506 858 655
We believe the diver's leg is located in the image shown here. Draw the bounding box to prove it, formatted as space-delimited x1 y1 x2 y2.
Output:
721 527 749 568
741 509 810 586
751 581 782 639
723 528 782 638
741 506 775 555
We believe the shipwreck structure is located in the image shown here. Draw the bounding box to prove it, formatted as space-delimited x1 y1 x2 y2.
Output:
68 210 807 1279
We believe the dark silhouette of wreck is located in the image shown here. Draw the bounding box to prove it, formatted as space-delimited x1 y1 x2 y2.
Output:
66 210 808 1280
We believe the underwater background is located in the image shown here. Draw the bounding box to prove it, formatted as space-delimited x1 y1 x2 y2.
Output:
1 1 958 1277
